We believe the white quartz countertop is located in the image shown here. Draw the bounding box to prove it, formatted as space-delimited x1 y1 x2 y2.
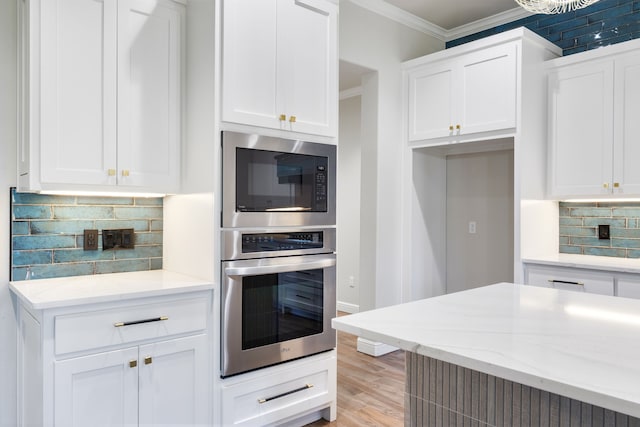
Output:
332 283 640 418
523 253 640 274
9 270 214 310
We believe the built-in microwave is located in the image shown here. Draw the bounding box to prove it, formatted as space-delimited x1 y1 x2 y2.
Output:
222 131 336 228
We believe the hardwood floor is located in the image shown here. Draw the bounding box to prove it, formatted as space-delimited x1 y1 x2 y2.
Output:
306 328 406 426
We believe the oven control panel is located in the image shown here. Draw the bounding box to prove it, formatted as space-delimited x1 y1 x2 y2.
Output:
242 231 324 253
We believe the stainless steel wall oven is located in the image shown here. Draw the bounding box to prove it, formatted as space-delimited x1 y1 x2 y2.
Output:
220 229 337 377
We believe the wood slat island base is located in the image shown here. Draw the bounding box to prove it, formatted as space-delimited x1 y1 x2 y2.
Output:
406 353 640 427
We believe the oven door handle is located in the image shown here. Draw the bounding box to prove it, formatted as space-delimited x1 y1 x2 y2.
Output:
225 257 336 277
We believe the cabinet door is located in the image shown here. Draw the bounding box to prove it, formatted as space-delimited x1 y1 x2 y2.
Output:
55 347 139 427
407 64 455 142
278 0 338 137
221 0 279 130
40 0 118 186
138 335 209 426
117 0 182 192
458 43 517 135
617 277 640 299
613 54 640 195
548 61 614 197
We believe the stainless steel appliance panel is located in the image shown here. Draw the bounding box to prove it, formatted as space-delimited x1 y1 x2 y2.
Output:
221 254 337 377
221 228 336 261
222 131 337 228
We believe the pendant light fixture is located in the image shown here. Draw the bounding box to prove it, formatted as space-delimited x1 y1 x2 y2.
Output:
514 0 599 14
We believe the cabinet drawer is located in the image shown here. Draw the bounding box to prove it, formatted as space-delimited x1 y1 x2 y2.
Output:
55 296 208 355
525 265 614 296
222 356 334 426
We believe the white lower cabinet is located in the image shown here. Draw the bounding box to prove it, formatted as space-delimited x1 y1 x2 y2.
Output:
616 276 640 299
524 264 614 295
17 291 212 427
55 347 140 426
524 263 640 298
220 351 337 426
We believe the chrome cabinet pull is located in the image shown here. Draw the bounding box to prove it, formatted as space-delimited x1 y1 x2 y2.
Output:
114 316 169 327
548 279 584 286
258 384 313 404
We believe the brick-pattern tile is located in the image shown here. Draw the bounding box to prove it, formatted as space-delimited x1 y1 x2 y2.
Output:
559 201 640 258
10 189 163 281
446 0 640 56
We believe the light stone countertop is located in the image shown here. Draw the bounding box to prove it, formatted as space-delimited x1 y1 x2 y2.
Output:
523 253 640 274
9 270 214 310
332 283 640 418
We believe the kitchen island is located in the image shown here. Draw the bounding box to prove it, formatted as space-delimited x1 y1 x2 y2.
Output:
332 283 640 426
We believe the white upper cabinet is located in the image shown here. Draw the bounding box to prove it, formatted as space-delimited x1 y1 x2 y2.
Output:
407 42 517 143
548 61 614 197
612 53 640 195
222 0 338 138
548 40 640 198
19 0 183 194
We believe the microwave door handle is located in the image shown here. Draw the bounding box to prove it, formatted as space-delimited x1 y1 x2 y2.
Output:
225 257 336 277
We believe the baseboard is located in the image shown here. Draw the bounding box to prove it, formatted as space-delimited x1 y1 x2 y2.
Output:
356 337 398 357
336 301 359 314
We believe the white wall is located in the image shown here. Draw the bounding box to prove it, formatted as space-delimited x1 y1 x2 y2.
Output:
445 150 514 293
337 95 361 312
0 0 18 425
339 1 443 311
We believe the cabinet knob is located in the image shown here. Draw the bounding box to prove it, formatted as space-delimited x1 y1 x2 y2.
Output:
144 356 152 365
289 115 297 123
603 183 609 189
449 125 454 131
108 169 116 177
121 170 130 177
456 124 461 130
614 182 620 188
129 360 137 368
279 114 286 121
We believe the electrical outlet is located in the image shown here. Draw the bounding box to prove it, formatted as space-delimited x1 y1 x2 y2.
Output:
468 221 477 234
84 229 99 250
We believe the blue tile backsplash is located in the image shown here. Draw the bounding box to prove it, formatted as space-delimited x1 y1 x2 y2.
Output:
11 189 163 281
447 0 640 55
559 201 640 257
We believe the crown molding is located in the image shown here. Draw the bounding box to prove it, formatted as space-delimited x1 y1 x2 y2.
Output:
343 0 534 43
344 0 448 41
446 7 533 41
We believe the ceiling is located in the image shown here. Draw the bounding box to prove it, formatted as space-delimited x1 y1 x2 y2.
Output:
384 0 521 30
339 0 529 92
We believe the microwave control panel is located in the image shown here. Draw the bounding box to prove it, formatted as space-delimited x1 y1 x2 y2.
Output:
315 165 327 210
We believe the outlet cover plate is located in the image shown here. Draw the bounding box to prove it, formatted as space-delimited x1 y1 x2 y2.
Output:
84 229 99 250
598 224 610 240
102 228 135 250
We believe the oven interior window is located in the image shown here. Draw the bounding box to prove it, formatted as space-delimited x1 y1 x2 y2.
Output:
242 269 324 350
236 148 328 212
